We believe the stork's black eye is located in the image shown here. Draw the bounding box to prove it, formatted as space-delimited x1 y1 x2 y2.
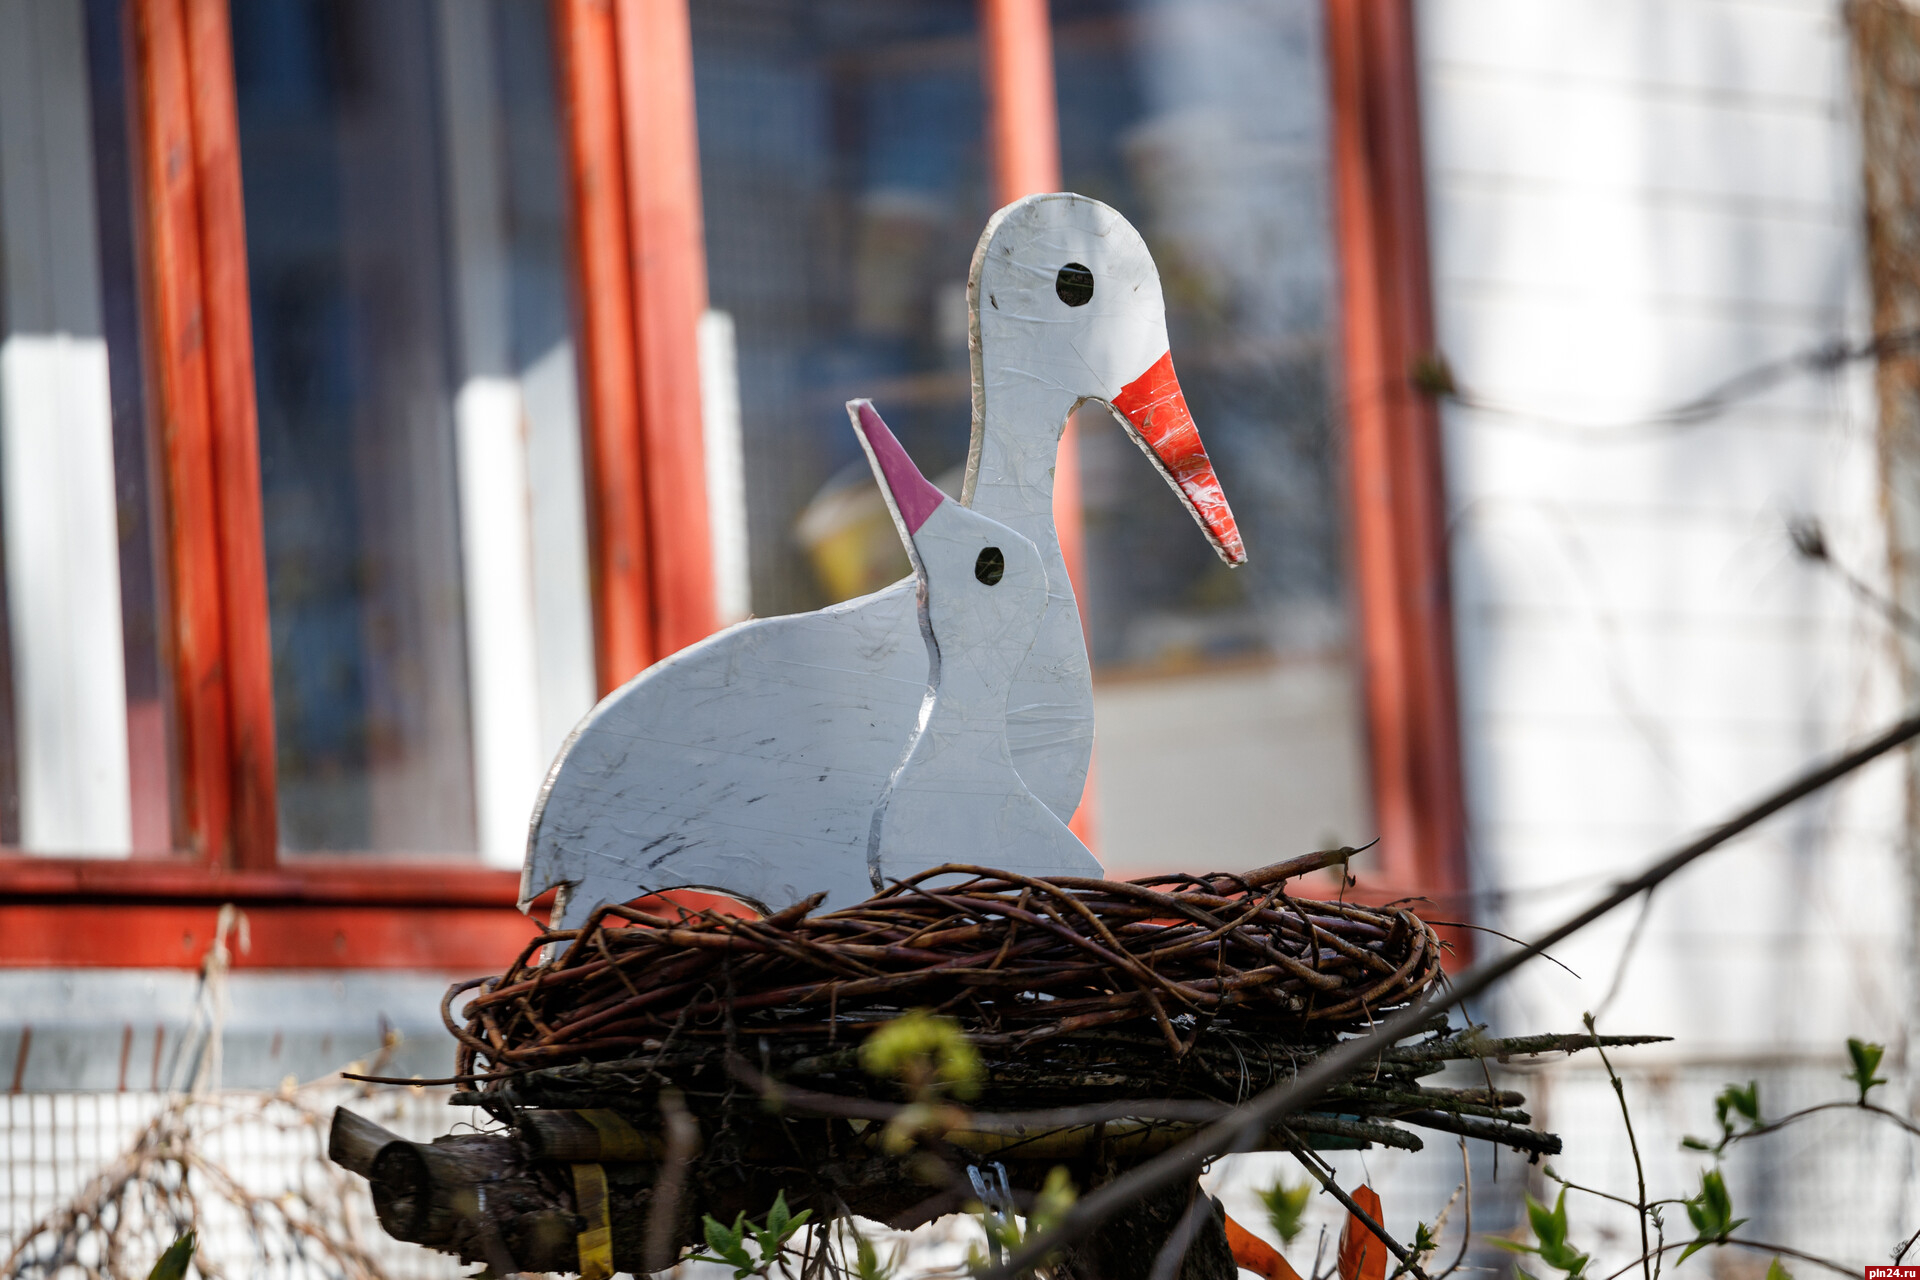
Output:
1055 263 1094 307
974 546 1005 585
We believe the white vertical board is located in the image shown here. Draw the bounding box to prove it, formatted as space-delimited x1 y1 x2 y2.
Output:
699 308 752 625
0 0 131 854
520 339 599 767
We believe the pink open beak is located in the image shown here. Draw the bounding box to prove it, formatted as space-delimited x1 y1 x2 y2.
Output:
1108 352 1247 566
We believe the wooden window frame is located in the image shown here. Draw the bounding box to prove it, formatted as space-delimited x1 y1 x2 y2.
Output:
0 0 1464 968
0 0 712 969
1325 0 1470 931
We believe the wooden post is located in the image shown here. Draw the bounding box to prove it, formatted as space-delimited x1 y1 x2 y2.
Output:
1324 0 1468 924
556 0 717 694
612 0 716 660
129 0 278 867
555 0 657 690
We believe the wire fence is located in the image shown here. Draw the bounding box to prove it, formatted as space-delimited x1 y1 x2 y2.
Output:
1 1085 481 1280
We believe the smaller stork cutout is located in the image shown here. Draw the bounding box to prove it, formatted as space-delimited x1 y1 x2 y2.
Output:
851 400 1102 888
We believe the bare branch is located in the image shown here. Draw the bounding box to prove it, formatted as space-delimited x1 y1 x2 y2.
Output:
979 703 1920 1279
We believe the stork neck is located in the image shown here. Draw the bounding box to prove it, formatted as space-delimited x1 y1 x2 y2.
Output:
966 376 1080 552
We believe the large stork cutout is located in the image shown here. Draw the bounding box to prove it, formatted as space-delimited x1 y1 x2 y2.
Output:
525 194 1245 923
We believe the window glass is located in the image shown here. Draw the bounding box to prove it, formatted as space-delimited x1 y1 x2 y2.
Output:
232 0 595 860
692 0 987 618
0 0 160 856
1053 0 1372 867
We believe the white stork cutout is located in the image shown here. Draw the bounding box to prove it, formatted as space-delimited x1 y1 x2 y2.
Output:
852 400 1101 888
525 193 1243 923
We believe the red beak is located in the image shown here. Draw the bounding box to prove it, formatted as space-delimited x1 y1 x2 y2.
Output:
1109 352 1247 565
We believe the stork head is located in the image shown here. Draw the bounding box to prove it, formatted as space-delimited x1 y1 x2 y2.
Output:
967 192 1245 566
849 398 1047 685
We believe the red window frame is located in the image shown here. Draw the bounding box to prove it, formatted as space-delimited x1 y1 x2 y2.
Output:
0 0 1464 970
1325 0 1470 931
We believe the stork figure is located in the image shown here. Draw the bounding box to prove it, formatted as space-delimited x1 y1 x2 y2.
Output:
525 193 1243 923
851 399 1100 887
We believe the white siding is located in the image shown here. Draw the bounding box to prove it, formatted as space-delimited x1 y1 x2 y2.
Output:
1420 0 1904 1059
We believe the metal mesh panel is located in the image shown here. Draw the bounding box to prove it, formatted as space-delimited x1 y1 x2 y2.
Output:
1 1087 480 1279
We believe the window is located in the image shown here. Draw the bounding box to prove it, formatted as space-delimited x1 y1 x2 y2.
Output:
1053 0 1373 873
0 0 1461 967
230 0 595 861
693 0 990 617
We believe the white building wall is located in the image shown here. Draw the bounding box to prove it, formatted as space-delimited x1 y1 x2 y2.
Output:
1403 1 1918 1261
1422 0 1905 1061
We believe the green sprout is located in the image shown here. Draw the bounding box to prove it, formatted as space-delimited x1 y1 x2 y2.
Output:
1257 1175 1312 1246
1489 1189 1589 1279
1846 1038 1889 1104
689 1191 813 1279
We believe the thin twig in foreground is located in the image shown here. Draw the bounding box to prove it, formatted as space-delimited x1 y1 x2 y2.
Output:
1145 1187 1214 1280
1432 1137 1470 1280
1288 1145 1426 1280
1599 1237 1853 1280
980 704 1920 1280
1730 1099 1920 1145
1585 1012 1651 1280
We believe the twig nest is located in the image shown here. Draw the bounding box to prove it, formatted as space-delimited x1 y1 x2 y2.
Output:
451 857 1444 1080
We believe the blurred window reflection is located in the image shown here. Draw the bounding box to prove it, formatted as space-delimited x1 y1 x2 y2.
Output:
1057 0 1351 673
692 0 988 618
0 0 163 856
232 0 595 859
1054 0 1371 869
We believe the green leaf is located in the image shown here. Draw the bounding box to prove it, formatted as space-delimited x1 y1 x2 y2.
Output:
1678 1169 1746 1266
1539 1242 1591 1274
1765 1259 1794 1280
1029 1166 1077 1237
1258 1175 1313 1246
1847 1038 1889 1103
1713 1081 1760 1132
701 1212 755 1275
1390 1222 1440 1279
1524 1190 1570 1249
1486 1239 1538 1255
148 1231 196 1280
1680 1136 1712 1151
1704 1168 1731 1224
766 1190 790 1241
861 1010 983 1101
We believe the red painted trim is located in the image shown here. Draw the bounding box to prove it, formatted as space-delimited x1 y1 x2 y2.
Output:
981 0 1060 204
1325 0 1469 943
182 0 278 869
0 859 528 970
0 903 534 971
131 0 235 866
613 0 717 659
0 858 521 906
556 0 657 691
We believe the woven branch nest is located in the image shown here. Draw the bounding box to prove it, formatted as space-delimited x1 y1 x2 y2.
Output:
450 855 1445 1082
